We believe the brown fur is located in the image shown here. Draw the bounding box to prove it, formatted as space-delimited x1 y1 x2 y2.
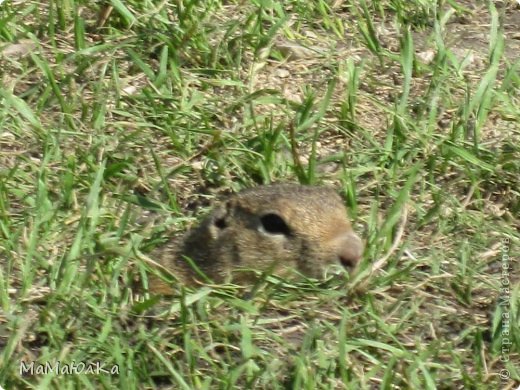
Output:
149 184 363 293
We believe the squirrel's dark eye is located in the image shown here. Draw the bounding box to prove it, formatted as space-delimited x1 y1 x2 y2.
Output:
215 217 227 229
259 213 291 236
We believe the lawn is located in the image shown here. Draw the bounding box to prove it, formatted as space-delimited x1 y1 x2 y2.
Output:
0 0 519 388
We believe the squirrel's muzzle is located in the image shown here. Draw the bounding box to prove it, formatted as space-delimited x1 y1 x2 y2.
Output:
334 232 363 269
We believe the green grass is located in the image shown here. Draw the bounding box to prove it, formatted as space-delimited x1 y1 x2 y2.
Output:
0 0 519 388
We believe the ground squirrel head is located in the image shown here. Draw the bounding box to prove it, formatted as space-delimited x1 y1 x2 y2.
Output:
174 184 363 284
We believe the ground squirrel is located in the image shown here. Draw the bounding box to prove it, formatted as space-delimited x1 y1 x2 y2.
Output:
149 184 363 293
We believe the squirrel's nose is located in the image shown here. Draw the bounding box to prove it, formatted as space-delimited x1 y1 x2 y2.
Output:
335 233 363 269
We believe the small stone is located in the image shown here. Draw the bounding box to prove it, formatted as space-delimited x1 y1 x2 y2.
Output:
0 39 36 59
275 68 291 78
191 160 204 170
121 85 137 96
417 49 435 64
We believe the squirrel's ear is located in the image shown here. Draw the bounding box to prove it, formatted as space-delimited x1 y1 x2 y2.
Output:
207 201 233 239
